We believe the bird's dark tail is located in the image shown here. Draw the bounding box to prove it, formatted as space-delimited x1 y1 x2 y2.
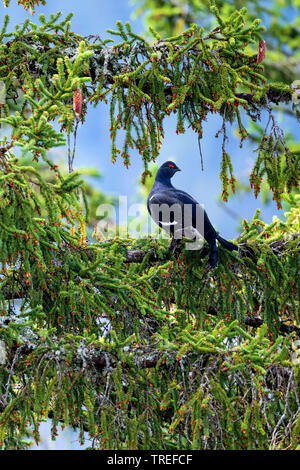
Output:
217 235 238 252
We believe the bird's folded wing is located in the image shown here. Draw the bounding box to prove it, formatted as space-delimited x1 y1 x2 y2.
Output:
173 190 217 239
148 189 198 209
171 189 199 206
147 189 217 240
147 189 200 229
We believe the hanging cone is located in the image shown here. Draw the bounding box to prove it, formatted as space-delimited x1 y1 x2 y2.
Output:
73 87 83 117
257 40 266 64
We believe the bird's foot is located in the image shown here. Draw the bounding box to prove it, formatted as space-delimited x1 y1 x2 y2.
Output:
209 247 218 268
168 237 178 254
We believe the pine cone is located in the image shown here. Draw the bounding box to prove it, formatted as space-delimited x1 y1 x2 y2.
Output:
73 87 83 117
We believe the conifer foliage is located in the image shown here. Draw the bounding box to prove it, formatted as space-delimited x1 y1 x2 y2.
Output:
0 0 299 450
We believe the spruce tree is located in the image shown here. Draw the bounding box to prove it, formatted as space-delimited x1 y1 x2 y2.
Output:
0 0 299 450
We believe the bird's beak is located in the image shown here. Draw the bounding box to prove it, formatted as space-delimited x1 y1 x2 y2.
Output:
176 167 181 172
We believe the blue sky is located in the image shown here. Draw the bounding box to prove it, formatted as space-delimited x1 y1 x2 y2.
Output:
0 0 297 241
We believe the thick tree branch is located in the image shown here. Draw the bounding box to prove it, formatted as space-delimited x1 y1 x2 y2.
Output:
6 32 293 108
207 307 300 337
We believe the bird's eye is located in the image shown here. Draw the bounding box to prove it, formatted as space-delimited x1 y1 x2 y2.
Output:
168 164 175 168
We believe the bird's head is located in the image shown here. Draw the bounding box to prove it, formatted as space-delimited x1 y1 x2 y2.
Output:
156 161 181 182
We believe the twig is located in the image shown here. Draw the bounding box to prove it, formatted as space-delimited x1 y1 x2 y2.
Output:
1 345 24 408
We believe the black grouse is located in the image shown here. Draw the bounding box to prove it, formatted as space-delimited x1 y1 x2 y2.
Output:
147 161 238 267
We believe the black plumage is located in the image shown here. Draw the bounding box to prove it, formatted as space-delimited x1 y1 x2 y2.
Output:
147 161 238 267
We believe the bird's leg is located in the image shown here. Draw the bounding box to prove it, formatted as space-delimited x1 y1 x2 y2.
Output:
208 240 218 268
168 236 178 254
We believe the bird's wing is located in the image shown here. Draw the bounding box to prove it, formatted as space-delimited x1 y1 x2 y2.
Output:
171 188 199 206
148 188 198 209
148 189 185 208
172 189 218 240
147 189 198 230
147 188 217 241
147 190 183 228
